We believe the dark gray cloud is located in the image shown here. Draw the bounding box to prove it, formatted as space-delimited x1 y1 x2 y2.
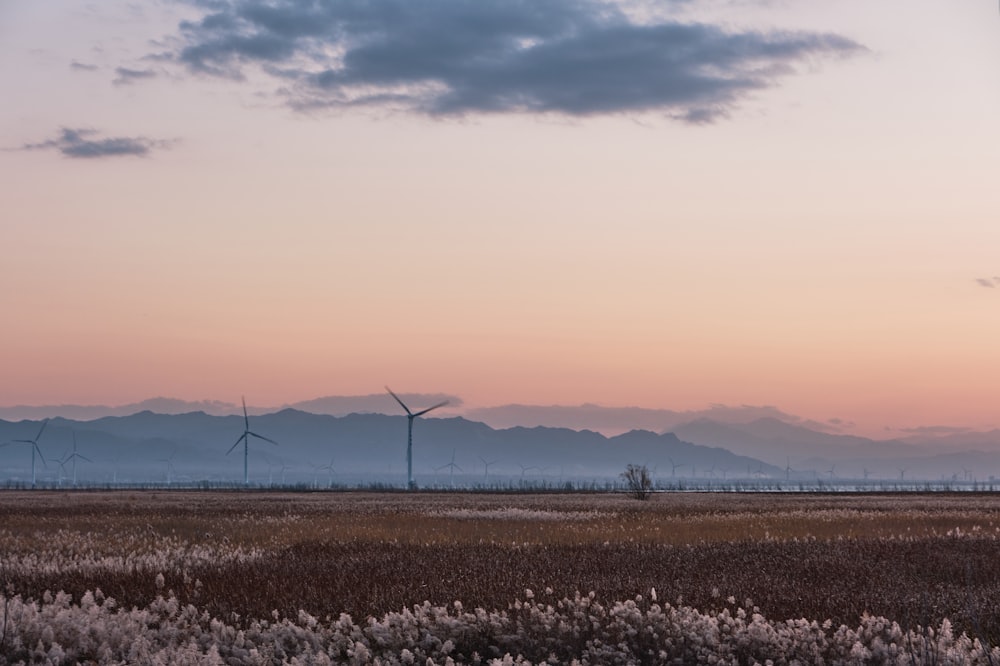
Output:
113 66 158 85
976 278 998 289
21 127 171 159
160 0 864 121
70 61 99 71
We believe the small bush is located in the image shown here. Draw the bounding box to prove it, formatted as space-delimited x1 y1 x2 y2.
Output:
621 464 653 500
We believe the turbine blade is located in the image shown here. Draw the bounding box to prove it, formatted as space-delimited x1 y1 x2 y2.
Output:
242 396 249 428
414 401 449 417
11 439 32 444
453 464 463 473
76 454 93 463
385 386 412 415
249 432 278 445
35 444 46 467
36 419 49 441
227 434 246 455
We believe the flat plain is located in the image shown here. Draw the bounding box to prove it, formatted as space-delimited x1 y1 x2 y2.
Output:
3 490 1000 664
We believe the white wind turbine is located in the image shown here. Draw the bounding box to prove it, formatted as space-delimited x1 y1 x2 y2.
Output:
157 450 177 486
63 432 91 487
385 387 448 490
479 456 499 483
435 449 462 488
667 457 684 478
6 419 49 488
226 397 277 486
319 457 336 488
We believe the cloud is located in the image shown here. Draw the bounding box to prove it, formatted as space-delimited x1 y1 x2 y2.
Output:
70 61 99 72
975 278 999 288
20 127 171 159
113 66 158 85
157 0 864 121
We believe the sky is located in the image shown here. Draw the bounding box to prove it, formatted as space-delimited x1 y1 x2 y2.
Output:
2 0 999 437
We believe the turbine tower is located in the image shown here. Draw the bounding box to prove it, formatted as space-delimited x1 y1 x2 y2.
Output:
226 397 277 486
7 419 49 488
385 386 448 490
435 449 462 488
64 432 91 487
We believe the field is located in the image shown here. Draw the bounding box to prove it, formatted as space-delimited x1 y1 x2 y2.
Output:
3 491 1000 664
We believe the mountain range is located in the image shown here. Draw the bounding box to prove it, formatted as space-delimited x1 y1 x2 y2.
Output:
0 410 777 487
4 395 1000 484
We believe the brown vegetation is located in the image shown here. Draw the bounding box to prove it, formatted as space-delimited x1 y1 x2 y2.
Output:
3 491 1000 642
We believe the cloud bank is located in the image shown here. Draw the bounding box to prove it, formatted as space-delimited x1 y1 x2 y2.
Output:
162 0 863 121
21 128 170 159
113 67 158 86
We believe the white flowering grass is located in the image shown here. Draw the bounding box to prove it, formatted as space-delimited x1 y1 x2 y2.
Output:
1 587 997 665
5 492 1000 664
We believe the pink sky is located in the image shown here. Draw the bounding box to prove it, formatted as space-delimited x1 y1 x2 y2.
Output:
2 0 999 436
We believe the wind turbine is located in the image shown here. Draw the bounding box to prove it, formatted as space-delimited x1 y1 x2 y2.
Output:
55 453 70 488
157 450 177 486
785 458 792 481
517 463 537 481
436 449 462 488
226 397 277 486
7 419 48 488
826 465 836 480
385 387 448 490
479 456 499 483
63 432 91 487
319 457 336 488
667 457 683 478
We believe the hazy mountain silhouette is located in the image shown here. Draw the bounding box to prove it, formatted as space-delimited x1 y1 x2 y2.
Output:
287 393 462 416
0 410 778 486
0 398 242 421
672 417 923 466
463 403 804 435
0 394 462 421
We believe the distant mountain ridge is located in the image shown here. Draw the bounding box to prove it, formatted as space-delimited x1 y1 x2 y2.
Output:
0 410 778 487
6 395 1000 483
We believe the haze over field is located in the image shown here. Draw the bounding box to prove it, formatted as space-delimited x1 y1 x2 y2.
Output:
2 1 999 438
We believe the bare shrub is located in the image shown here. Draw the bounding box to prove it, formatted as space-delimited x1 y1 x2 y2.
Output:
621 464 653 500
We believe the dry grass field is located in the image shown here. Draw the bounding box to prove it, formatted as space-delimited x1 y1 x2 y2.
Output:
3 490 1000 663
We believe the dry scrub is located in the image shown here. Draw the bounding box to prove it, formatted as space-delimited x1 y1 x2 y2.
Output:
3 491 1000 663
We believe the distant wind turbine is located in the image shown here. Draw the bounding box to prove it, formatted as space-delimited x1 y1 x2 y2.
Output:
667 457 683 478
157 449 177 486
319 457 336 488
64 432 91 487
518 463 537 481
226 396 278 486
826 465 836 480
436 449 462 488
385 387 448 490
479 456 499 483
785 458 792 481
5 419 48 488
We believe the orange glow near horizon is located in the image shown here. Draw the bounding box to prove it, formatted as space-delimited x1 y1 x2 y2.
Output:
2 0 1000 439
